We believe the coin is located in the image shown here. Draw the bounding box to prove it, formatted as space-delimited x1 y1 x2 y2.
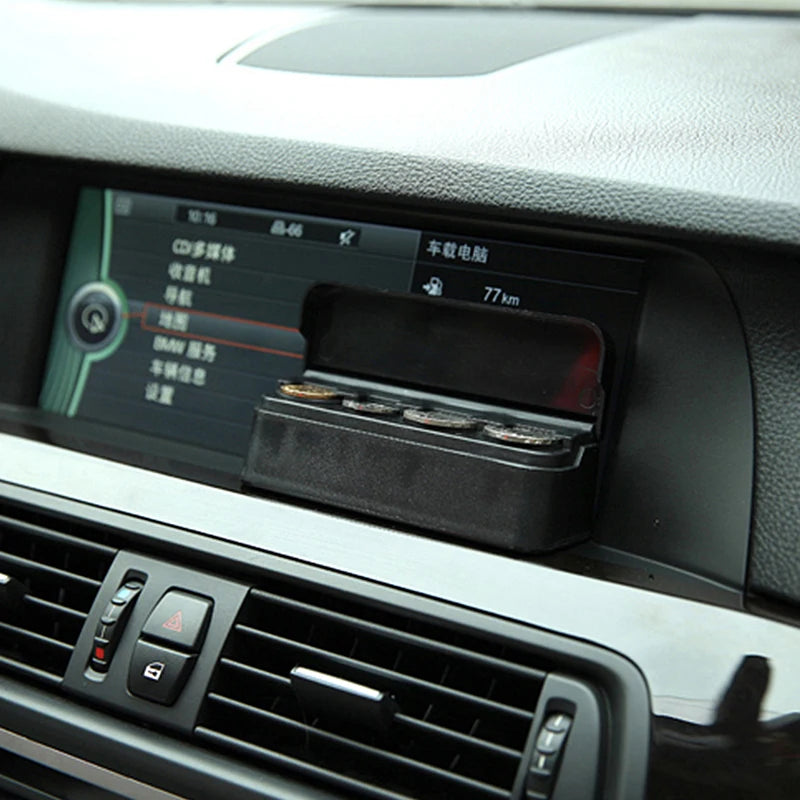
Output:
278 383 340 402
482 422 564 448
342 398 401 416
402 408 479 430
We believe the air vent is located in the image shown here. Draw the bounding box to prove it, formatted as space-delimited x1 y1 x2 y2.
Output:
197 581 547 799
0 505 117 683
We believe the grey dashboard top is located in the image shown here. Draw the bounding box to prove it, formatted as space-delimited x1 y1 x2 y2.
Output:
0 1 799 246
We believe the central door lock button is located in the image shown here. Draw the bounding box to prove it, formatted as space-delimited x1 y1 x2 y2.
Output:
128 640 195 705
141 590 213 653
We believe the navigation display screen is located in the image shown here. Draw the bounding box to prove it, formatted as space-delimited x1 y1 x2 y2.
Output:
40 188 642 460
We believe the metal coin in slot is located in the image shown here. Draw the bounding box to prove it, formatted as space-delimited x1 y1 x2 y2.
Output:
278 383 341 402
342 398 401 416
482 422 566 449
402 408 479 430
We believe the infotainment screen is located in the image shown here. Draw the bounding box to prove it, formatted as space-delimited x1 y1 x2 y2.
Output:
40 188 642 460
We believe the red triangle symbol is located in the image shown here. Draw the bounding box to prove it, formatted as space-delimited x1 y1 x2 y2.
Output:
162 610 183 632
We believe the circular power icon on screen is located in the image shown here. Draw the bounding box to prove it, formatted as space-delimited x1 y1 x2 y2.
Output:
67 282 123 351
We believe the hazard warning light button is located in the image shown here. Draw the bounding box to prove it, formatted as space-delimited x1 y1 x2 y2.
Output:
141 590 213 653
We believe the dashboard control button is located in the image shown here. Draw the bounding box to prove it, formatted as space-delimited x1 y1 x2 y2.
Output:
141 590 212 652
527 753 559 796
128 640 195 705
67 282 123 352
111 583 143 605
100 602 125 625
535 727 566 755
527 762 557 796
544 712 572 733
527 713 573 797
95 623 113 641
91 637 111 672
531 751 559 773
89 579 143 673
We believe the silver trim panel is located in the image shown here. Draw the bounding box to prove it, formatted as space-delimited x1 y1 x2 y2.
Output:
0 725 188 800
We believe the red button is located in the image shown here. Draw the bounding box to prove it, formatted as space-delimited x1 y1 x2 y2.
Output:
141 591 212 653
95 646 106 660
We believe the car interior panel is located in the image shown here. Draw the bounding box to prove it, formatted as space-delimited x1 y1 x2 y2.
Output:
1 2 800 798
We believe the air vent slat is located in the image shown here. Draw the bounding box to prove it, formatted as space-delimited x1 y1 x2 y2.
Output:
249 588 546 682
0 655 61 685
219 657 291 687
196 726 414 800
206 691 510 797
393 713 523 760
219 654 525 761
0 504 116 682
0 552 102 589
0 621 74 652
233 624 534 724
0 620 76 679
24 595 88 621
200 584 546 799
0 515 118 558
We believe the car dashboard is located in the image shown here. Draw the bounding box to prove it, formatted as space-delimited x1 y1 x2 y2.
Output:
0 2 800 799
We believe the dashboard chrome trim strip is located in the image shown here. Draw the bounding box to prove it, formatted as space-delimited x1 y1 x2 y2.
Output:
0 432 798 729
0 725 189 800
